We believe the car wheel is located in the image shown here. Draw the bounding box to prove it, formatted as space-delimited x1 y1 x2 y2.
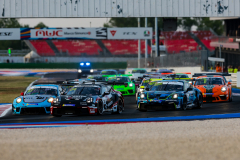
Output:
181 97 187 111
97 101 104 115
197 94 203 109
229 92 233 102
138 103 147 112
116 99 123 114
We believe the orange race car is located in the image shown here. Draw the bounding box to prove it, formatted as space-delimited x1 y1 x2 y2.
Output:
193 73 232 102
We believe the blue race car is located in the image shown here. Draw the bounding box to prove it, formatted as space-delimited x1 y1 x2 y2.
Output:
137 80 203 111
12 84 62 114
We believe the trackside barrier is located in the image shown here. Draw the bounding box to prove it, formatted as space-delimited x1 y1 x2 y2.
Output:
0 62 127 69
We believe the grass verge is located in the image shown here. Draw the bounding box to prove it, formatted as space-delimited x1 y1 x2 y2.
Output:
0 76 39 103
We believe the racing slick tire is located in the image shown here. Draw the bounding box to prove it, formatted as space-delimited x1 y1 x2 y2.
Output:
113 98 124 114
138 103 147 112
181 96 187 111
229 92 233 102
97 101 104 115
197 94 203 109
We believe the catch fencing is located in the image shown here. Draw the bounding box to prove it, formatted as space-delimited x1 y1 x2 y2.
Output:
127 51 205 68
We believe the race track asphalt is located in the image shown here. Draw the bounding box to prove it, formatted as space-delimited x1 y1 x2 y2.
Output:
1 96 240 124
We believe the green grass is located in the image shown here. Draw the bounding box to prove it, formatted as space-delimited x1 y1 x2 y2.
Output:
0 76 39 103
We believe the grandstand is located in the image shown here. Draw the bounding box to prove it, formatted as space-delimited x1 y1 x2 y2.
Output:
25 31 215 57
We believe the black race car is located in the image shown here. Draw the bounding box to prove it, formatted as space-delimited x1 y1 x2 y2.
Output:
50 82 124 116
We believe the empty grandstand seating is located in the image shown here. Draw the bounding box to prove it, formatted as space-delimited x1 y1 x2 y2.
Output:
101 40 151 56
52 40 102 56
157 31 214 53
28 31 215 56
30 40 55 56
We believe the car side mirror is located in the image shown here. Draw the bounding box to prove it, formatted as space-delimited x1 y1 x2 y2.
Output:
228 82 231 85
20 92 24 96
145 87 150 91
132 80 136 83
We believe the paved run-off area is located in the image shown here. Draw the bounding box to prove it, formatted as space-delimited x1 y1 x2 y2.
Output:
1 119 240 160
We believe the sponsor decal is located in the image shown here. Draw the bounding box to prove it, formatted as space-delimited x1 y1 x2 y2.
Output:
108 101 113 107
0 32 13 36
36 30 62 37
203 85 215 89
144 30 150 36
96 28 107 38
123 32 137 35
203 93 214 95
110 30 117 36
62 104 75 107
27 103 38 105
90 108 95 113
36 96 45 99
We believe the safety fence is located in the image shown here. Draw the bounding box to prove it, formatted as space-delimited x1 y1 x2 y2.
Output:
127 51 204 68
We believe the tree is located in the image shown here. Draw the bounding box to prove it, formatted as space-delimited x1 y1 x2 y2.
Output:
177 18 198 31
178 17 224 35
34 22 48 28
196 18 224 35
106 17 224 35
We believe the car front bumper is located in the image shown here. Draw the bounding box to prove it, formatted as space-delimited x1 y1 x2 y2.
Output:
51 105 98 115
202 93 229 102
137 99 181 110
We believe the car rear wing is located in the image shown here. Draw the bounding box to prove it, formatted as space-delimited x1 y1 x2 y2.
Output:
192 73 231 77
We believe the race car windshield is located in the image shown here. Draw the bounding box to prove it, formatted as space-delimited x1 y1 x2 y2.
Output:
195 78 224 85
101 71 117 75
67 87 100 96
167 74 189 78
25 88 58 96
146 82 157 89
141 80 150 86
132 70 147 73
61 85 74 93
108 77 130 82
90 76 107 81
151 83 183 91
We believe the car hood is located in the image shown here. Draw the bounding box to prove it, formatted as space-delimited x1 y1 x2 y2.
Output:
60 95 99 103
146 91 177 99
22 95 53 103
195 85 224 93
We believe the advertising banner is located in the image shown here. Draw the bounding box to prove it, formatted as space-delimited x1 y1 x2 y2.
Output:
107 28 152 39
0 28 20 40
21 28 107 40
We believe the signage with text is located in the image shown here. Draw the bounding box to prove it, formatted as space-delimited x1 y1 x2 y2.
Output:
107 28 152 39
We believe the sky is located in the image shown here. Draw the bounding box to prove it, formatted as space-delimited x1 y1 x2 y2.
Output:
19 18 109 28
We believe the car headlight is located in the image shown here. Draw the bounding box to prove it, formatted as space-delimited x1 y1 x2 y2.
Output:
173 94 178 99
90 69 94 73
53 98 59 103
78 69 82 73
16 98 22 103
87 98 93 103
129 83 133 87
140 88 144 92
48 97 54 103
140 94 145 99
221 87 227 92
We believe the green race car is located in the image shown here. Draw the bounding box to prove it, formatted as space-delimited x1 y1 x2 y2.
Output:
106 75 136 96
